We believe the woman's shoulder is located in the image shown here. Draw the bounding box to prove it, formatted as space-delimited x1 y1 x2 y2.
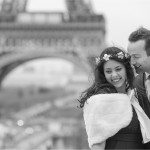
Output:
96 88 109 94
87 92 129 105
95 86 117 94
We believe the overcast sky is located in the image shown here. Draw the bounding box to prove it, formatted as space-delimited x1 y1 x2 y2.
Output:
27 0 150 49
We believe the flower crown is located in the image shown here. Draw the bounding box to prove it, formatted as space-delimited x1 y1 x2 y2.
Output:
95 51 128 65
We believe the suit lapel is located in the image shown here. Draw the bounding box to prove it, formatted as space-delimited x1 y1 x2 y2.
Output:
135 73 150 119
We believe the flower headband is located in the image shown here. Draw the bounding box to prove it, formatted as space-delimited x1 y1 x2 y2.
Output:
96 51 128 65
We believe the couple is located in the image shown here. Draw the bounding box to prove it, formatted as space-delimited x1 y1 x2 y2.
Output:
78 27 150 150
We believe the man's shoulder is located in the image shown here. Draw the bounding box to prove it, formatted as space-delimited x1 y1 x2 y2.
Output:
133 73 145 88
134 73 148 95
134 73 144 82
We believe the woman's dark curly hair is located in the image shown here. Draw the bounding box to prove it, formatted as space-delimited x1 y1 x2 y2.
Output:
78 46 134 108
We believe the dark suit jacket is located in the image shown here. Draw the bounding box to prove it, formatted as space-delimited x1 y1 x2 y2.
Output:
134 73 150 149
134 73 150 118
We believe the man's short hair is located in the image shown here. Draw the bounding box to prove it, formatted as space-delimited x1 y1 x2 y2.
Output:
128 27 150 56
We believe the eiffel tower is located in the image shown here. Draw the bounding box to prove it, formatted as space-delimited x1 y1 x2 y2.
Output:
0 0 106 85
0 1 106 148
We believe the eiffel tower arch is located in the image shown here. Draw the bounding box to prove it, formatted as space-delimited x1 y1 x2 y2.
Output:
0 22 106 86
0 47 92 87
0 0 106 85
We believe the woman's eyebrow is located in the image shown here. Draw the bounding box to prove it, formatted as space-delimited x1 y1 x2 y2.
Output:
105 66 121 69
105 67 111 70
115 66 121 68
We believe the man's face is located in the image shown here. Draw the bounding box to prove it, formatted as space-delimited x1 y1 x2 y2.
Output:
127 40 150 74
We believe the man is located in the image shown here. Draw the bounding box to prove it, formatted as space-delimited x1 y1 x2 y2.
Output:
127 27 150 149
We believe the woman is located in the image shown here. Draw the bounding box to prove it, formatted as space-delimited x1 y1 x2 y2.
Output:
78 46 150 149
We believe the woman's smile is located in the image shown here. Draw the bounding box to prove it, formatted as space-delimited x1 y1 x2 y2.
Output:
111 78 121 82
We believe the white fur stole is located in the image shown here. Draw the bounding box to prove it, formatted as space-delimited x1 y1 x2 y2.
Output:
83 93 133 148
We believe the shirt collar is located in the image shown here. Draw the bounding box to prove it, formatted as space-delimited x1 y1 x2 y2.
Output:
145 72 150 80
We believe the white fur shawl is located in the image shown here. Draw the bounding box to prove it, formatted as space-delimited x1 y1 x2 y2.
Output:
83 93 133 148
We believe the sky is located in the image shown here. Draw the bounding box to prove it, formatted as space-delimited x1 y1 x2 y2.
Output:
27 0 150 49
92 0 150 49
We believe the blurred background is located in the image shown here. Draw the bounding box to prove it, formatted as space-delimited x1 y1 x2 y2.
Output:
0 0 149 149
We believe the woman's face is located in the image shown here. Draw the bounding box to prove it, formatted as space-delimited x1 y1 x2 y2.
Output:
104 59 127 89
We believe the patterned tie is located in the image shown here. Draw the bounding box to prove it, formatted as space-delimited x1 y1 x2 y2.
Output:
145 75 150 102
